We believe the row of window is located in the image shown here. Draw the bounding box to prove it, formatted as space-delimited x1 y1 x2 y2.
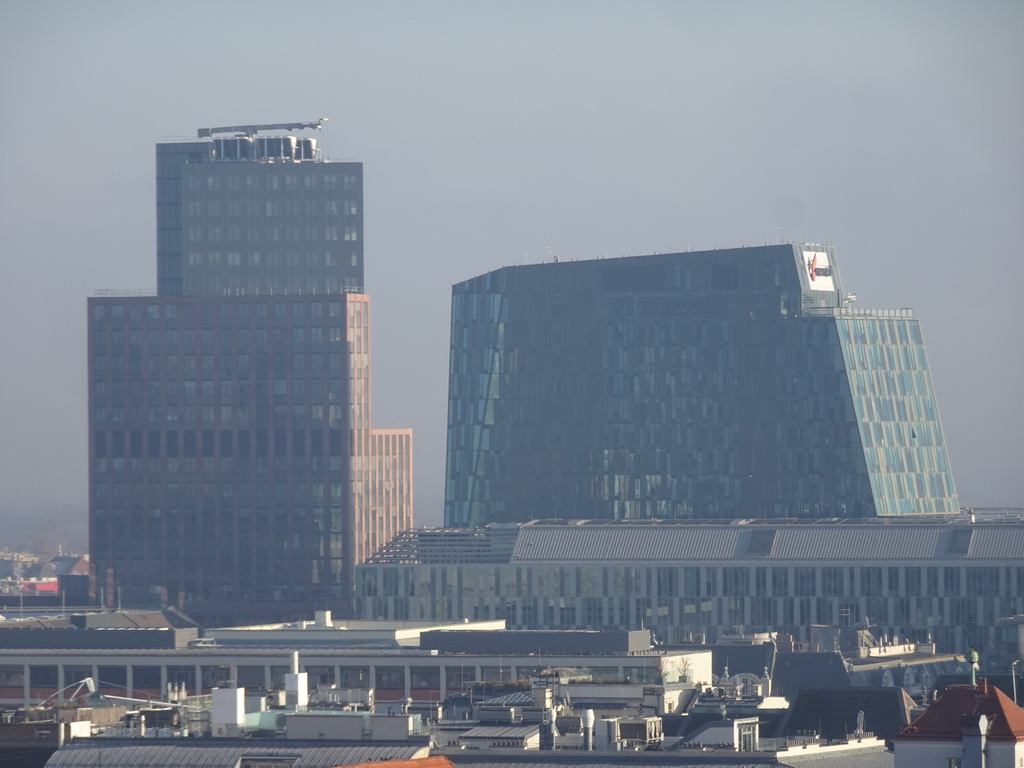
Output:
94 352 350 382
185 225 358 243
185 251 357 268
92 299 350 323
184 171 358 193
94 455 348 475
184 277 362 295
0 661 655 695
358 564 1019 600
840 317 924 347
92 376 362 405
93 427 353 459
184 199 357 217
92 403 362 428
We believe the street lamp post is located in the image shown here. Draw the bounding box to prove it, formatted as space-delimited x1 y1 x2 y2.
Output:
1013 659 1021 705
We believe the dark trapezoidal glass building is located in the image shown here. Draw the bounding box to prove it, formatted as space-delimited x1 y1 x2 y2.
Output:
444 244 958 527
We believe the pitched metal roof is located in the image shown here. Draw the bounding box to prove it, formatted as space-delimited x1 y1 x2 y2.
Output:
779 750 894 767
45 739 428 767
779 687 913 741
478 690 536 707
460 725 540 740
507 519 1024 563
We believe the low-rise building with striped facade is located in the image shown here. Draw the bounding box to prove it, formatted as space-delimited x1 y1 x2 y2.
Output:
354 514 1024 654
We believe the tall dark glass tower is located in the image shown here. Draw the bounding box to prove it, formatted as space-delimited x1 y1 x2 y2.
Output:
89 123 411 625
444 244 958 527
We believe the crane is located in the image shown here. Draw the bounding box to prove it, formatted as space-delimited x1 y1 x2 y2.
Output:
40 676 183 708
39 676 105 707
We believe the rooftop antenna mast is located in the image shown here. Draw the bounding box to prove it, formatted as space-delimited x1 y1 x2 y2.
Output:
197 118 328 139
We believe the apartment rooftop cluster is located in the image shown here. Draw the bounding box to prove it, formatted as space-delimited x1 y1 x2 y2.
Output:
5 614 1023 767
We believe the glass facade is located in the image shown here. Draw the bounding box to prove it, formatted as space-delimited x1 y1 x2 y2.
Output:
88 294 411 622
355 558 1024 654
835 317 956 515
156 137 362 297
90 129 409 624
444 244 958 526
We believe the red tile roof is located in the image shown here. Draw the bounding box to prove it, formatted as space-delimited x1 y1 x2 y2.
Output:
895 682 1024 742
338 759 454 768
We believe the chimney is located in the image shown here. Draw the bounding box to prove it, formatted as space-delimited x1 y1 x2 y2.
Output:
532 680 553 709
285 651 308 710
582 709 595 751
961 713 987 768
539 708 557 750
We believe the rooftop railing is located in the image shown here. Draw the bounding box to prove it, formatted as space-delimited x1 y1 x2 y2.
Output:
93 289 157 297
802 306 915 319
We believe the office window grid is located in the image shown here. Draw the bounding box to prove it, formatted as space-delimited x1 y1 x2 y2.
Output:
444 246 958 527
836 318 958 515
157 141 363 298
89 294 411 613
354 561 1023 654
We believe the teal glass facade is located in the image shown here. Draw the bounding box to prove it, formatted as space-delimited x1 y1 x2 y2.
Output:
444 244 958 527
836 316 956 516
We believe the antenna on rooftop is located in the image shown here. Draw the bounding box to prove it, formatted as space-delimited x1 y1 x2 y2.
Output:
547 246 559 263
197 118 328 139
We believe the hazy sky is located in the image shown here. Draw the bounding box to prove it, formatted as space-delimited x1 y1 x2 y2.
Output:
1 0 1021 528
